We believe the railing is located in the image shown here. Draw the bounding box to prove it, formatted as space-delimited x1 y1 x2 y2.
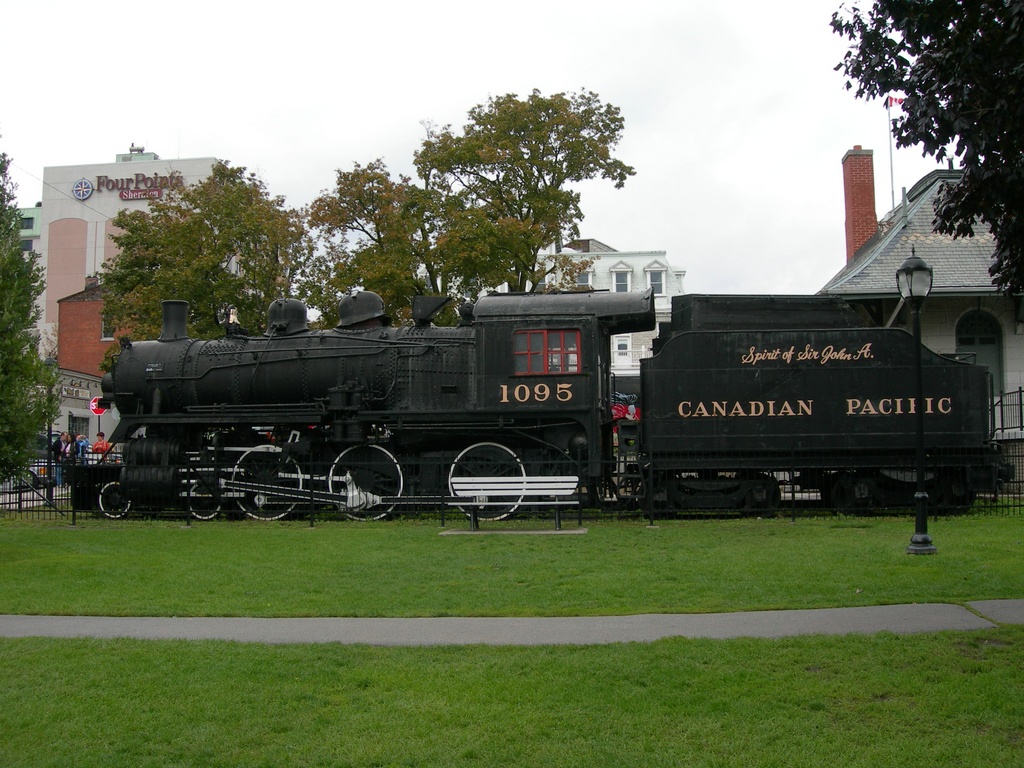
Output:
0 470 70 517
6 443 1024 522
993 388 1024 435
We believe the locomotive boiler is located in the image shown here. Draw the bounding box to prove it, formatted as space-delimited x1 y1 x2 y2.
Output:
99 289 656 518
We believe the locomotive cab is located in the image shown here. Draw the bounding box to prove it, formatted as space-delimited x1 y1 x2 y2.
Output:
470 290 655 495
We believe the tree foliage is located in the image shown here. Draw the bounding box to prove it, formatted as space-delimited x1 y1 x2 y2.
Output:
104 161 310 344
304 160 442 324
0 152 58 481
303 89 634 321
832 1 1024 291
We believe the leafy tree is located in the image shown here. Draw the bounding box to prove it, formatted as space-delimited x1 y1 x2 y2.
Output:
832 1 1024 291
304 89 634 320
304 160 443 324
417 89 634 293
104 161 310 344
0 152 58 481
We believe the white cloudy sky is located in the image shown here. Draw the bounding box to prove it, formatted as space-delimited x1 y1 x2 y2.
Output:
3 0 946 294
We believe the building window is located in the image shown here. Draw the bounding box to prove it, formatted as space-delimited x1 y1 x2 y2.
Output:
68 415 90 440
513 329 581 374
613 272 631 292
21 216 34 229
576 271 592 288
20 239 32 252
647 270 665 295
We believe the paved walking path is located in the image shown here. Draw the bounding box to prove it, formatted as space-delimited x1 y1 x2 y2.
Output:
1 600 1021 646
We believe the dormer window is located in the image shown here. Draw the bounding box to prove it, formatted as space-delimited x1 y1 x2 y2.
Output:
648 270 664 294
609 261 633 293
644 260 668 295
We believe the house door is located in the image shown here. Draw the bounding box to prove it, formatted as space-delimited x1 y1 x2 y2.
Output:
955 311 1003 393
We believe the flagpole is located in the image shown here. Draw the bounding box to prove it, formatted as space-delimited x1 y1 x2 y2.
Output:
887 97 896 210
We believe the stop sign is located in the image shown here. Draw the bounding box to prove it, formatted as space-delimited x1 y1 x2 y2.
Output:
89 396 107 415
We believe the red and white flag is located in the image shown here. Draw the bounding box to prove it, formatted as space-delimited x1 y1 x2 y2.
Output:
887 96 905 108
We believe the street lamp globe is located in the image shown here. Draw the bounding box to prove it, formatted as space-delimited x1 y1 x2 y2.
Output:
896 253 933 302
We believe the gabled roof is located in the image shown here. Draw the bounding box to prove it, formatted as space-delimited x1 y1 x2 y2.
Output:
56 283 105 303
820 169 997 298
563 238 617 253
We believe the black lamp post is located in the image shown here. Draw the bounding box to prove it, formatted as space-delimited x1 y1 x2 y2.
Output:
896 251 937 555
44 357 57 505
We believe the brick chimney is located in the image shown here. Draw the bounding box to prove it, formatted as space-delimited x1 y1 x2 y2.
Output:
842 146 877 262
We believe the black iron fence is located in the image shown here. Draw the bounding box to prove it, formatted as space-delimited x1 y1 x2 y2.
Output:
0 452 121 521
4 442 1024 524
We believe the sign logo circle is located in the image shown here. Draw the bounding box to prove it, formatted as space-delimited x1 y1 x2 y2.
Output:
72 178 94 201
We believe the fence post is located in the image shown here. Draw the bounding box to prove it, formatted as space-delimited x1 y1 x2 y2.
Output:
646 462 655 526
185 461 192 527
309 464 316 528
70 463 77 527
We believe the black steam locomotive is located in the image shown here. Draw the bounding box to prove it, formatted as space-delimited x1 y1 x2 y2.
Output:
97 290 1003 518
100 289 654 519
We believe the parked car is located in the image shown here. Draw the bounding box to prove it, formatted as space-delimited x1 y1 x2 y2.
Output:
26 433 56 489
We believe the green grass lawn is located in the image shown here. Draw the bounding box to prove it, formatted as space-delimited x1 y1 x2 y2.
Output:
1 516 1022 767
0 516 1021 617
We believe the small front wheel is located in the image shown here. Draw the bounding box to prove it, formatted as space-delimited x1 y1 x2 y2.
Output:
98 481 130 519
187 477 221 521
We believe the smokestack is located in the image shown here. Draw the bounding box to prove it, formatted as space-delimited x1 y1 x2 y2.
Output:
159 300 189 341
842 146 877 262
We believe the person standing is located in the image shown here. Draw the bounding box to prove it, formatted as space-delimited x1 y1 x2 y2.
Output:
51 432 72 485
91 432 112 456
74 435 91 464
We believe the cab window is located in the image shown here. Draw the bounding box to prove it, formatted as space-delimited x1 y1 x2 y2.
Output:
513 330 580 374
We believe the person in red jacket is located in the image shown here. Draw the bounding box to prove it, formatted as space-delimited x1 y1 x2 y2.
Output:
91 432 112 456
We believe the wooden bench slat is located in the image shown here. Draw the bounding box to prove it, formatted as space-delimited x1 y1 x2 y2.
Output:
450 475 578 497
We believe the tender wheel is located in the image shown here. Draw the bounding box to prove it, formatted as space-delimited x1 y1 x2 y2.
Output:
448 442 525 520
98 481 130 519
829 472 874 510
328 445 404 521
742 478 782 512
935 472 975 512
231 447 302 520
187 476 221 520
